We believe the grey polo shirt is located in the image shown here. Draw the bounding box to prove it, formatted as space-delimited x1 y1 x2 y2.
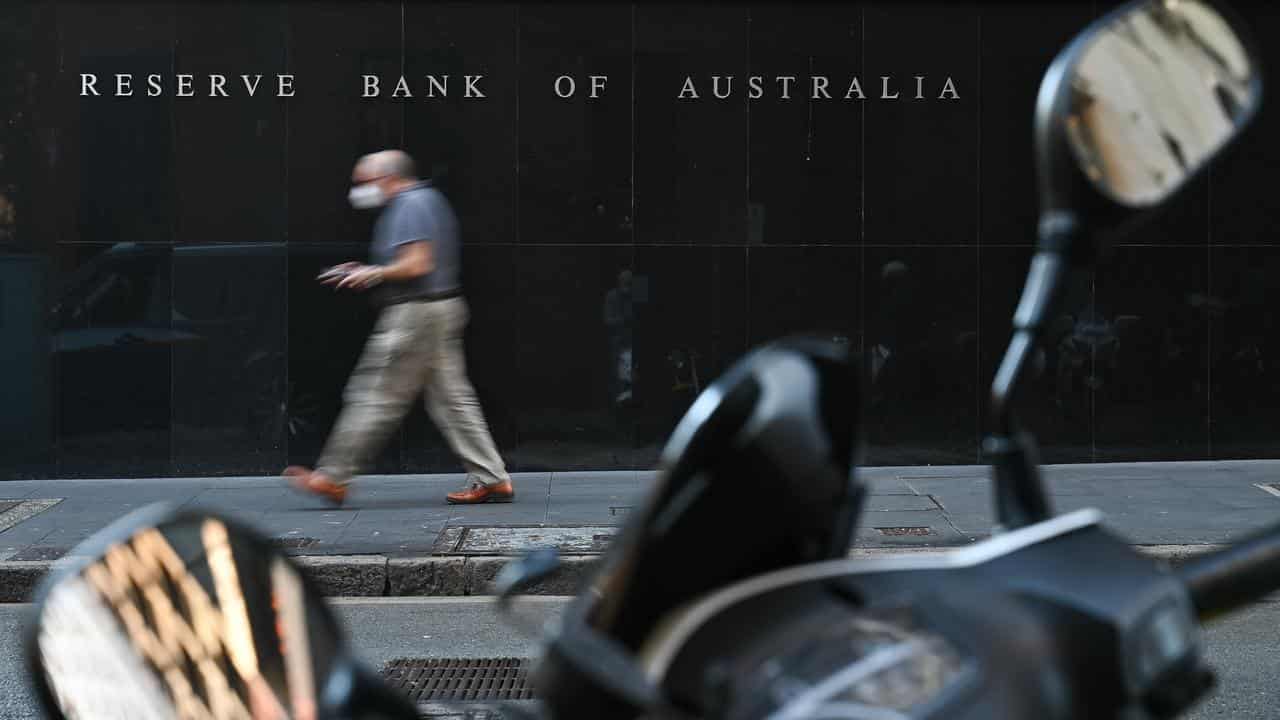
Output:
369 181 461 307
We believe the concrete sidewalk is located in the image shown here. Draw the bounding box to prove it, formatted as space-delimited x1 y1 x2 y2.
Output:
0 459 1277 600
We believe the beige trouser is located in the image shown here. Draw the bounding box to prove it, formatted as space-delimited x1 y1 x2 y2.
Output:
317 297 510 487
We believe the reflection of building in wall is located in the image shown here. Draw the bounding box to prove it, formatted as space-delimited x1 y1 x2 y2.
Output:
1069 1 1258 205
0 254 53 464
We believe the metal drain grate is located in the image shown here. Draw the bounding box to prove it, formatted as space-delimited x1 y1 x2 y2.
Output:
381 658 534 703
419 709 516 720
876 526 934 536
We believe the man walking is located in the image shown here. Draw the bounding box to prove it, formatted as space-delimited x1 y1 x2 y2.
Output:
284 150 514 505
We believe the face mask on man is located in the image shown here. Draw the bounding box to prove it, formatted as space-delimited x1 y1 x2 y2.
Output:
348 182 386 209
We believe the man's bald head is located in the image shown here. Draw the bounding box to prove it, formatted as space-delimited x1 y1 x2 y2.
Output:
354 149 418 183
351 150 420 205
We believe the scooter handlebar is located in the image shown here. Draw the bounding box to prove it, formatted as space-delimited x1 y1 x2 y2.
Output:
1177 520 1280 620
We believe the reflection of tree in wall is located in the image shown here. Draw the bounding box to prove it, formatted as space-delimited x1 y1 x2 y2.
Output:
0 5 36 249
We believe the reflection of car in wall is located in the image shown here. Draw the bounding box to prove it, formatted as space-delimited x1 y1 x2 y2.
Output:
54 244 191 437
51 243 374 461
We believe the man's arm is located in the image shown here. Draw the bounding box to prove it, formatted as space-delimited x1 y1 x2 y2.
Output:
337 199 439 290
335 242 432 289
380 241 434 281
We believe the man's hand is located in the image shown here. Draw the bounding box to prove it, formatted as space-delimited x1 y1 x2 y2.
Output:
336 265 386 291
318 262 361 286
323 242 429 292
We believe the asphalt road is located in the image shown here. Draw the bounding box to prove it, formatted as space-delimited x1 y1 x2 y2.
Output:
0 596 1274 719
0 598 559 720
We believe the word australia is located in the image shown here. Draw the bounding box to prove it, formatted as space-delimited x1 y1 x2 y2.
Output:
678 75 961 100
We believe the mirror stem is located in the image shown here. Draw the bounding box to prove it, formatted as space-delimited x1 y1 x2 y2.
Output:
989 331 1050 530
990 249 1068 431
990 330 1034 435
986 426 1050 531
987 213 1076 530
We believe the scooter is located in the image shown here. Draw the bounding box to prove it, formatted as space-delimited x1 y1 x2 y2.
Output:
22 1 1274 718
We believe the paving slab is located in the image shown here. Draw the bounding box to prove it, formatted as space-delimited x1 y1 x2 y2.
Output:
545 474 646 524
433 525 618 555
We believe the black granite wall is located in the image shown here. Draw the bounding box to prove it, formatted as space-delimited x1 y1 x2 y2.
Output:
3 1 1279 479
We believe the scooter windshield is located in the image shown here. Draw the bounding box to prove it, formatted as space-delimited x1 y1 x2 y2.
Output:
582 336 866 649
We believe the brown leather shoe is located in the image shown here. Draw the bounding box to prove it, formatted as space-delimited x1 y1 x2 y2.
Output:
446 480 515 505
283 466 348 506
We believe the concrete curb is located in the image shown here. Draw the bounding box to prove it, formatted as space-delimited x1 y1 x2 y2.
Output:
0 544 1233 602
0 561 55 604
